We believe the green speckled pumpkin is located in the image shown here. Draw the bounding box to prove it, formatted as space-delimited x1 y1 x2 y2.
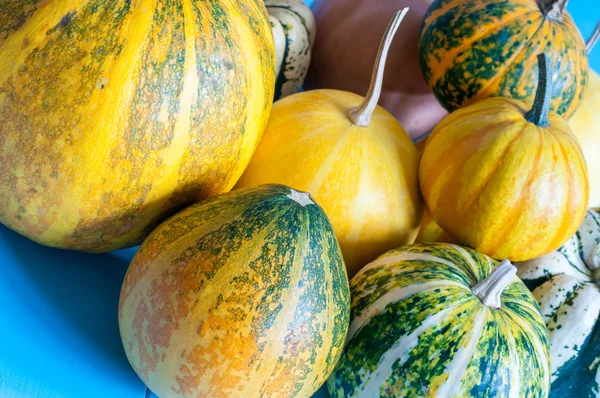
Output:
518 209 600 398
419 0 588 117
0 0 275 252
328 243 551 398
119 184 350 398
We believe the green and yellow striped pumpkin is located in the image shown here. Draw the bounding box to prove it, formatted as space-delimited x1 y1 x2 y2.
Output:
518 209 600 397
0 0 275 252
328 243 551 397
119 184 350 398
419 0 588 118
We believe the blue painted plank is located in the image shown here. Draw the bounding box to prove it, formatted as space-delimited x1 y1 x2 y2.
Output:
0 226 145 398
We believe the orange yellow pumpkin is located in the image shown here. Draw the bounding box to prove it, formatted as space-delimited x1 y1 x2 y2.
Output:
0 0 275 252
419 0 589 118
569 22 600 208
420 54 589 262
237 9 423 276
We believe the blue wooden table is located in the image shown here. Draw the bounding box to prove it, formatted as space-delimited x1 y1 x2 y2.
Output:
0 2 598 397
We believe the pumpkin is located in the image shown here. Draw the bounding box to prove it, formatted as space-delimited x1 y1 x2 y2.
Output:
420 53 589 262
517 209 600 397
305 0 446 140
569 22 600 208
419 0 589 118
267 0 316 100
119 184 350 398
0 0 275 252
328 243 551 397
415 206 458 244
236 9 423 277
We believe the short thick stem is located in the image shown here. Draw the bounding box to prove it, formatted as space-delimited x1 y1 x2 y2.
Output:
472 260 517 309
587 22 600 54
538 0 568 21
347 8 409 127
525 53 552 127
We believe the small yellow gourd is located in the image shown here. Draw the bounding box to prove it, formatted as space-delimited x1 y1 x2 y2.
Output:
569 22 600 208
237 9 423 276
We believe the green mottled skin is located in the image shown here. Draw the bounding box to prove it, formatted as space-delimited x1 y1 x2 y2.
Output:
419 0 588 117
119 184 350 397
329 243 550 398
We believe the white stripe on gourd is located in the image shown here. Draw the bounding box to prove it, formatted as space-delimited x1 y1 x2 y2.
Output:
265 0 315 100
518 209 600 393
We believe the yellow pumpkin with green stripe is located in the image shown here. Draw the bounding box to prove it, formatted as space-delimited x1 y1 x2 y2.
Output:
0 0 275 251
419 0 588 118
119 184 350 397
420 54 589 262
328 243 551 397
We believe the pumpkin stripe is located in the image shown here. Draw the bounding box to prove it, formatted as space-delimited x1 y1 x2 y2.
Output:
0 0 93 86
141 0 198 216
435 307 487 397
39 0 158 244
346 280 466 344
307 131 352 195
356 299 471 396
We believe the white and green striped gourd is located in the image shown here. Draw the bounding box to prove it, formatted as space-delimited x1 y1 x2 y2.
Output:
328 243 551 397
518 209 600 397
266 0 316 100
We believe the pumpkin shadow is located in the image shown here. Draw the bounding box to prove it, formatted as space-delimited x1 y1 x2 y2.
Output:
0 225 139 381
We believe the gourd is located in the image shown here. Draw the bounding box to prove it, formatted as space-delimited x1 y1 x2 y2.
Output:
237 9 423 277
419 0 589 118
267 0 316 100
119 184 350 398
517 209 600 398
0 0 275 252
569 22 600 208
328 243 551 397
305 0 446 140
420 53 589 262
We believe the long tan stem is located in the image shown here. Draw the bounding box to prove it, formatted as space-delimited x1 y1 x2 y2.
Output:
347 8 409 127
587 22 600 54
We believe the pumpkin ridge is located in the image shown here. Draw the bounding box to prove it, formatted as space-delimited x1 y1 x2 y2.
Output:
307 129 353 195
40 0 160 246
457 121 526 215
542 135 585 254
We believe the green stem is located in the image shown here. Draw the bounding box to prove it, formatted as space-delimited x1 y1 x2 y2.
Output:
525 53 552 127
587 22 600 54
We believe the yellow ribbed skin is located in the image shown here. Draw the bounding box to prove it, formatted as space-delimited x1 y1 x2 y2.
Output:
415 206 458 245
569 70 600 208
420 97 589 262
236 89 423 277
0 0 275 251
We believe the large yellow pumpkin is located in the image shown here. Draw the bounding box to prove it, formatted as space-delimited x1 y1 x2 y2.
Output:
0 0 275 251
420 54 589 262
569 23 600 208
237 10 423 276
